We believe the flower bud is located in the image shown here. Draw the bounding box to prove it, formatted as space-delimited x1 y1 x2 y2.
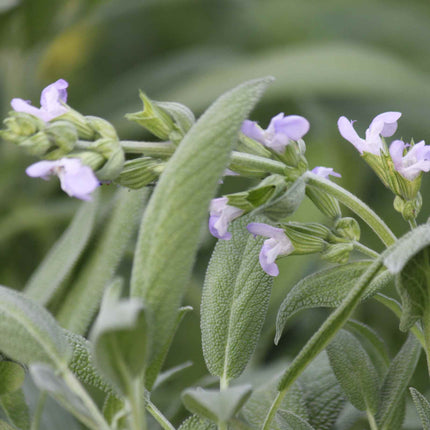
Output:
3 111 44 137
18 132 51 156
45 121 78 155
237 133 272 158
58 109 96 140
393 193 422 222
86 116 118 140
306 185 342 219
334 217 360 241
115 157 165 189
321 242 354 264
282 222 330 254
126 91 176 140
91 138 125 181
75 151 105 171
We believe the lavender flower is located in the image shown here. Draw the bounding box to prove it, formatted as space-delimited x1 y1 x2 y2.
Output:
337 112 401 155
311 166 341 179
247 222 294 276
208 197 244 240
26 158 99 200
241 113 310 153
389 140 430 181
11 79 69 122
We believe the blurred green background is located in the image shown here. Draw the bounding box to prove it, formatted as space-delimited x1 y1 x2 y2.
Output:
1 0 430 427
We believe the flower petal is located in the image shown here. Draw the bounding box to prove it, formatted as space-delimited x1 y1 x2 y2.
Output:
40 79 68 108
11 98 51 122
259 244 279 276
25 160 58 180
389 140 406 168
247 222 286 241
241 120 265 144
59 162 99 200
273 115 310 141
370 112 401 137
311 166 341 179
337 116 365 153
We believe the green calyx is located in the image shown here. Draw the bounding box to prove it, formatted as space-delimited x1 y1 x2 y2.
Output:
115 157 165 189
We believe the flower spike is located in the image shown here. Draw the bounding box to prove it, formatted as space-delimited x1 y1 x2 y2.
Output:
26 158 99 200
247 222 294 276
11 79 69 122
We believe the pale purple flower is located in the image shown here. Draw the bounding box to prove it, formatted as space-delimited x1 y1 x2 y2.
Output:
209 197 244 240
26 158 99 200
389 140 430 181
337 112 401 155
247 222 294 276
311 166 341 179
11 79 69 122
241 113 310 153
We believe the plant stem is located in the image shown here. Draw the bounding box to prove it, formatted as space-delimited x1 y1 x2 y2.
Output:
127 377 146 430
120 140 175 157
30 392 46 430
353 242 380 259
261 259 383 430
229 151 287 175
146 399 175 430
367 409 379 430
304 172 396 247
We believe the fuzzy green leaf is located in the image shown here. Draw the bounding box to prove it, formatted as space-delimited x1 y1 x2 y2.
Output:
57 188 148 334
276 261 392 344
0 361 25 395
24 196 98 305
201 214 273 380
326 329 379 413
376 334 421 429
178 415 216 430
276 411 315 430
410 387 430 429
0 390 30 430
181 385 252 423
130 77 273 389
0 285 70 367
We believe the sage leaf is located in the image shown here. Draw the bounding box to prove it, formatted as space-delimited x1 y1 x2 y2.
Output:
410 387 430 429
376 333 421 429
276 411 315 430
57 188 148 334
130 77 273 389
0 361 25 395
0 421 15 430
90 292 148 395
0 390 30 430
201 214 273 380
181 385 252 423
276 261 392 344
326 329 379 413
0 285 70 367
24 195 98 305
178 415 216 430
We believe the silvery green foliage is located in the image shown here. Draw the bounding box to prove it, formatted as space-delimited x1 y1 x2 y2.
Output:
0 285 70 366
375 334 421 429
326 329 379 413
275 261 392 344
178 415 216 430
90 281 148 395
0 389 29 430
0 420 16 429
0 361 25 395
24 195 98 305
410 387 430 429
201 214 273 380
181 385 252 424
275 410 315 430
130 77 273 389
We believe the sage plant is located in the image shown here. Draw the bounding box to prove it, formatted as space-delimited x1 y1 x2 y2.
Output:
1 76 430 430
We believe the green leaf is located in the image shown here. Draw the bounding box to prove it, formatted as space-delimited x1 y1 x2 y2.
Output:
102 394 127 429
153 361 193 390
275 261 392 344
0 361 25 395
178 415 216 430
0 421 15 430
57 188 148 334
130 77 273 389
201 214 273 380
298 352 345 430
376 334 421 430
276 411 315 430
345 320 389 378
326 329 379 413
258 177 306 221
29 363 103 430
0 390 30 430
410 387 430 429
0 285 70 367
181 385 252 423
24 196 98 305
90 287 148 395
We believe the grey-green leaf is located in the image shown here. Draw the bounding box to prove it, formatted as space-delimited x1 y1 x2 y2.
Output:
276 262 392 344
130 77 273 389
24 196 98 305
376 334 421 429
410 387 430 429
178 415 216 430
181 385 252 423
0 361 25 395
90 294 148 395
0 389 30 430
326 329 379 413
201 214 273 380
57 188 148 334
276 411 315 430
0 285 70 367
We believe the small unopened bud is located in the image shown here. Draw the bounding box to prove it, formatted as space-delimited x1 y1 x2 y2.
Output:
58 109 96 140
237 133 272 158
321 242 354 264
334 217 360 241
91 138 125 180
76 151 105 171
116 157 165 189
306 185 342 219
126 92 175 140
3 112 44 137
86 116 118 140
282 222 330 254
393 194 422 222
45 121 78 154
19 132 51 156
